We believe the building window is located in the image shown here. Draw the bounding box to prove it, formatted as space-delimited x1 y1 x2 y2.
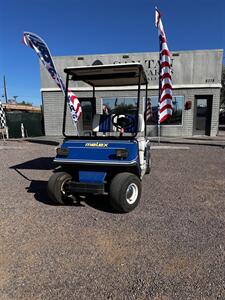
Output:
147 96 184 125
102 97 137 115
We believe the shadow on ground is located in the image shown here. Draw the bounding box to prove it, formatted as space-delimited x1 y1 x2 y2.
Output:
11 157 55 171
26 179 57 206
26 138 60 146
10 157 117 213
26 179 117 213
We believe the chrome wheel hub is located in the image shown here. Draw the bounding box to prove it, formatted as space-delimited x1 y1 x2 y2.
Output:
126 183 138 204
61 178 71 196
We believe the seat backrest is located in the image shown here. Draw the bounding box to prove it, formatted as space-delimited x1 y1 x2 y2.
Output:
118 114 145 133
124 115 137 133
92 114 145 134
92 114 112 133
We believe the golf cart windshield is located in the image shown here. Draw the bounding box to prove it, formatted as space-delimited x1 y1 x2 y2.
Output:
63 63 148 139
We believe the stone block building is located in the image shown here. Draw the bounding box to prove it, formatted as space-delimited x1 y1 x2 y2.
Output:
40 49 223 137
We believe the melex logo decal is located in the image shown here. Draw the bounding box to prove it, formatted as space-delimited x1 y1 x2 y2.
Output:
85 142 108 148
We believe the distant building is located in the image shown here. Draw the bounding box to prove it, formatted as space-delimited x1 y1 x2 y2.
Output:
40 49 223 137
3 103 41 113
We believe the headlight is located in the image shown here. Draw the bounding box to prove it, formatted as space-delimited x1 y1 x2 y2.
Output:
56 147 69 156
116 149 128 159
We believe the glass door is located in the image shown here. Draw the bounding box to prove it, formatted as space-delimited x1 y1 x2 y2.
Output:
194 96 212 135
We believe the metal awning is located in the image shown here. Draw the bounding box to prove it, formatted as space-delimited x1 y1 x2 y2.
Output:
64 63 148 87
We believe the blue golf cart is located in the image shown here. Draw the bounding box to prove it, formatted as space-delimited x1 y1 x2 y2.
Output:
48 63 151 212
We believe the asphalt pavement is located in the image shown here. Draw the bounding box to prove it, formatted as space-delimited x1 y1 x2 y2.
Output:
0 139 225 299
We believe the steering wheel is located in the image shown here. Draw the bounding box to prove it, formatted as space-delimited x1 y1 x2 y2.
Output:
112 113 135 131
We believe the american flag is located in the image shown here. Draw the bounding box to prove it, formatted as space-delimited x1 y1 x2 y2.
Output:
155 8 173 123
145 98 153 121
23 32 82 124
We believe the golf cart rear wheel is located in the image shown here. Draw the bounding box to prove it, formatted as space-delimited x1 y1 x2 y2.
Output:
109 172 141 213
48 172 72 205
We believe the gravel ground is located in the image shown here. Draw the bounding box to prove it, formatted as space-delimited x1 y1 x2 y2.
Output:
0 139 225 300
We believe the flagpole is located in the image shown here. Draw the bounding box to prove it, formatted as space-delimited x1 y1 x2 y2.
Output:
158 40 161 145
158 59 161 145
3 76 8 103
156 6 161 145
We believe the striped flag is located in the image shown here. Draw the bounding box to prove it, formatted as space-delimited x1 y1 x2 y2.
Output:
23 32 82 124
145 98 153 121
155 8 173 123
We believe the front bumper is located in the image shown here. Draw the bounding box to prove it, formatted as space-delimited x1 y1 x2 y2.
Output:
54 158 137 166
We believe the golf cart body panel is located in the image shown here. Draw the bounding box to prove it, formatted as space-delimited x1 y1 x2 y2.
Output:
54 139 138 165
48 63 151 212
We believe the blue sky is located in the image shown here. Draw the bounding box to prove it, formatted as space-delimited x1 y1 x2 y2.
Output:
0 0 224 106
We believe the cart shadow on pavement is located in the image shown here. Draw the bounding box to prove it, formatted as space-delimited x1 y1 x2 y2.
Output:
84 195 119 213
26 179 57 206
10 157 55 171
26 179 116 213
26 138 61 146
10 157 117 213
10 157 57 206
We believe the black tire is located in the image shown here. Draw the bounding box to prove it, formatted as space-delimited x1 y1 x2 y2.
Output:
47 172 72 205
109 172 141 213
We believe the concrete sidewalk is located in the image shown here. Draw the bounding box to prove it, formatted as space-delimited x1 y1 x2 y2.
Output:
1 134 225 148
150 133 225 148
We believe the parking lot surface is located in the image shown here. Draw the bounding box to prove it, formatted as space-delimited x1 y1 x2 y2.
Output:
0 140 225 300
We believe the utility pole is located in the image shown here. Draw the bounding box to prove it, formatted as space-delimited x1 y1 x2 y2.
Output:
13 96 18 102
3 76 8 103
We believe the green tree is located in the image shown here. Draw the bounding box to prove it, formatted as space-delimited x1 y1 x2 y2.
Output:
18 100 32 106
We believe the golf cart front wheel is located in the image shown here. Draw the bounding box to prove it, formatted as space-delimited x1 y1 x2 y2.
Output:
109 172 141 213
47 172 72 205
